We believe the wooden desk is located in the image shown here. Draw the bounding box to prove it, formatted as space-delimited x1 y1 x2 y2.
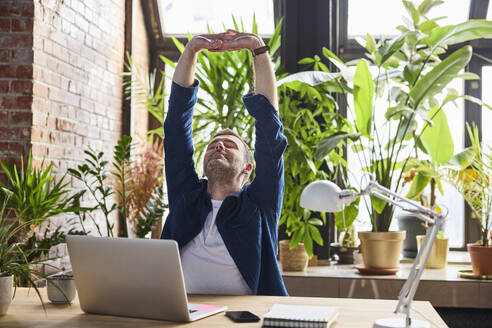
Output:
1 288 448 327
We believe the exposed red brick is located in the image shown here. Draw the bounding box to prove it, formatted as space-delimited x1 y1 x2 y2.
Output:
0 49 9 62
0 18 10 32
9 111 32 126
9 34 33 48
11 80 32 94
0 4 9 17
16 65 33 79
21 3 34 17
11 48 33 63
0 111 7 122
0 127 30 140
11 18 33 32
0 80 9 93
0 95 32 109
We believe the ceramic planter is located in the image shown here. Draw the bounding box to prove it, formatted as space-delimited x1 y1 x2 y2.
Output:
467 244 492 276
416 236 449 269
397 213 426 258
0 275 13 316
330 243 359 264
47 274 77 304
358 231 406 269
279 240 308 272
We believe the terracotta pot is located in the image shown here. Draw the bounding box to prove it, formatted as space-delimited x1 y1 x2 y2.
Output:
467 243 492 276
0 275 13 316
416 236 448 269
279 240 308 272
358 231 406 269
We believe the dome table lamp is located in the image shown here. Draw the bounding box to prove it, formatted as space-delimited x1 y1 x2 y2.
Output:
300 179 446 328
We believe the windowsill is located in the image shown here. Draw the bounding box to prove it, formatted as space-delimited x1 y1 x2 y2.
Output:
401 250 471 265
281 254 492 308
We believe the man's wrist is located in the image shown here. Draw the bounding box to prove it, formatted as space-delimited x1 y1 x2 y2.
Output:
249 37 265 50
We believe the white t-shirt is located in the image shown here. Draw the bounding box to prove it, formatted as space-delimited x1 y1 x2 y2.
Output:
180 199 252 295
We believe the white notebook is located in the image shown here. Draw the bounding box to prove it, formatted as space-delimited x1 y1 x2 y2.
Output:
262 304 339 328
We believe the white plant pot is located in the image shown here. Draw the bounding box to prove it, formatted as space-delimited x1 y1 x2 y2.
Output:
0 275 13 316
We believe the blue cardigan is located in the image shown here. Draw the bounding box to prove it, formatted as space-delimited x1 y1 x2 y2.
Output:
161 80 288 296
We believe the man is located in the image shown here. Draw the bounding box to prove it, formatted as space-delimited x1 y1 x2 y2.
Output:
161 30 288 296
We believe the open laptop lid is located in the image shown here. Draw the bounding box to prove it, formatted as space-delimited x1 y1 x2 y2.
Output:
67 236 195 322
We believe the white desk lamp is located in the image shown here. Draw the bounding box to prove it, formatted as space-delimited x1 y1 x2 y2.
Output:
300 179 446 328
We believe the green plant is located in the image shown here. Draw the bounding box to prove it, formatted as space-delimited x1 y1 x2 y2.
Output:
0 191 49 308
135 186 167 238
68 149 117 237
160 16 283 166
123 53 166 140
449 123 492 246
277 77 351 257
0 153 76 242
112 135 133 237
401 147 475 225
305 0 492 232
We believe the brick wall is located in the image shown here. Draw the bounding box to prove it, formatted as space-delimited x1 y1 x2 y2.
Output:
131 0 150 144
0 1 34 171
31 0 126 173
0 0 152 270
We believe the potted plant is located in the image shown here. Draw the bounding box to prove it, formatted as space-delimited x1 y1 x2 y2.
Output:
276 75 350 270
449 123 492 275
401 147 475 266
0 153 76 245
330 196 360 264
302 0 492 269
0 192 51 315
0 153 84 282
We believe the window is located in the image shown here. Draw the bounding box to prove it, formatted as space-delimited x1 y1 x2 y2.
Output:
160 0 274 36
483 66 492 151
347 0 470 38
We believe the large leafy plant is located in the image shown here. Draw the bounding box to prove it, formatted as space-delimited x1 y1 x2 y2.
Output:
305 0 492 232
277 76 351 257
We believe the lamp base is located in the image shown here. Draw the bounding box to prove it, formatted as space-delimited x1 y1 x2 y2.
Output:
373 317 430 328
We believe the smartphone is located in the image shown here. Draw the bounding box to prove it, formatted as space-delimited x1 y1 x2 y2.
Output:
225 311 261 323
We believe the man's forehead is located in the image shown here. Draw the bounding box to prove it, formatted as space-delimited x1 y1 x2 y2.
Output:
210 134 243 145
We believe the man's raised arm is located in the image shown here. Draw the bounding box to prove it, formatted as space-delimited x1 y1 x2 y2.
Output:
223 31 287 218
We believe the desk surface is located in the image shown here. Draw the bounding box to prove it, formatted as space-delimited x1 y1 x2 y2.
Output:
1 288 447 327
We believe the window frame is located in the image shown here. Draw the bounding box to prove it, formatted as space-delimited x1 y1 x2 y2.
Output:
144 0 492 253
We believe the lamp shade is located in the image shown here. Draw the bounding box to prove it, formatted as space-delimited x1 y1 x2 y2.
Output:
300 180 344 213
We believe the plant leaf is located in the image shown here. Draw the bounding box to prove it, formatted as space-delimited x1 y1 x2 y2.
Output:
277 71 340 87
424 20 492 50
353 60 374 136
409 45 472 109
421 106 454 164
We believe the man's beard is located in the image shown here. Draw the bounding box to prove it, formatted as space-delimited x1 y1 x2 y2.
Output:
204 157 243 185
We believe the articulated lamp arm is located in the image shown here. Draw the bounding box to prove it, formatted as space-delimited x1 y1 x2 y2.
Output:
300 180 446 328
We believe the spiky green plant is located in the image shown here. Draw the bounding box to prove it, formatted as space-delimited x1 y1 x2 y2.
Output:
0 152 75 242
449 123 492 246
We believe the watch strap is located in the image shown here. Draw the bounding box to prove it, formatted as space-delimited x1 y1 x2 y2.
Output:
251 45 270 57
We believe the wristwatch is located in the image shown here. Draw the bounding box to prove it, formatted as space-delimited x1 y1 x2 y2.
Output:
251 45 270 57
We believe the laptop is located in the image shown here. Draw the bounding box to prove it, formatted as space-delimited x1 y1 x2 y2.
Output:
66 235 227 322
